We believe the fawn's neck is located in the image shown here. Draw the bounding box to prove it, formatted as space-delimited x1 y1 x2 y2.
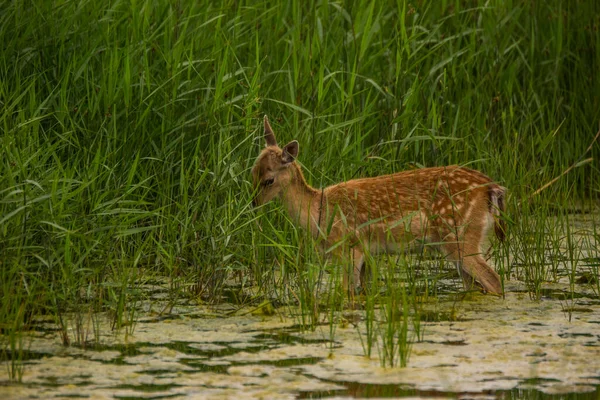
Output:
281 163 321 234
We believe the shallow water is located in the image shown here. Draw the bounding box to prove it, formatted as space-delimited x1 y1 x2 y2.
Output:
2 280 600 399
2 213 599 399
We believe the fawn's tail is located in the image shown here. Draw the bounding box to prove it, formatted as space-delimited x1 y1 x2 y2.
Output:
488 185 507 242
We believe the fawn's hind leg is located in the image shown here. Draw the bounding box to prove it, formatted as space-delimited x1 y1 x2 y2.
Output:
441 238 502 295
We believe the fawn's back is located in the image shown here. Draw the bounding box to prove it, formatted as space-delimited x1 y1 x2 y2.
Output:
325 166 504 249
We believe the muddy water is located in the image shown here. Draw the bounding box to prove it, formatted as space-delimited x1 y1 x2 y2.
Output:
2 213 600 399
2 280 600 399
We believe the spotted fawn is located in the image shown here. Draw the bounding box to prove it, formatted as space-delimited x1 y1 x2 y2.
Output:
252 115 506 296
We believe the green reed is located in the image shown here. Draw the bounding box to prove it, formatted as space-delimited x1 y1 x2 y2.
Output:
1 0 599 379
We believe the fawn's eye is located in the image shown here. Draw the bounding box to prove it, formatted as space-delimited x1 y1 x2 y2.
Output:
263 178 274 187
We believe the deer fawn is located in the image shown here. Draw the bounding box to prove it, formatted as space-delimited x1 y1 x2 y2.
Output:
252 115 506 296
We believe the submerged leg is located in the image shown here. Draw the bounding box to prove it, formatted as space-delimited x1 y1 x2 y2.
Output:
339 247 364 301
442 240 502 295
359 258 370 289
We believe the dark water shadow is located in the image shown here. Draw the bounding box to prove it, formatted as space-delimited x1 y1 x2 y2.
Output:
297 380 600 399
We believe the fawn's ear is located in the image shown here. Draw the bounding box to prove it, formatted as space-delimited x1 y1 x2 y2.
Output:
282 140 299 164
264 115 277 147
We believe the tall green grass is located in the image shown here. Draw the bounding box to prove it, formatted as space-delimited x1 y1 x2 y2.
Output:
1 0 599 379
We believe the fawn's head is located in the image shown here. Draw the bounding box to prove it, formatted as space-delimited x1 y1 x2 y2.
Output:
251 116 299 207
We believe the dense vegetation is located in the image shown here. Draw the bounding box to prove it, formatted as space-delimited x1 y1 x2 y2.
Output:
1 0 599 374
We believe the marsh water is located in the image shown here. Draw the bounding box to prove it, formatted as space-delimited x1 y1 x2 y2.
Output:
2 214 600 399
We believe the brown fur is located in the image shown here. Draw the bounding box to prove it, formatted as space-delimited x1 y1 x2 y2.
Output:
252 116 506 296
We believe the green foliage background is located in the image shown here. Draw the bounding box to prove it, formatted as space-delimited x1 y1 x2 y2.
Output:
1 0 599 333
